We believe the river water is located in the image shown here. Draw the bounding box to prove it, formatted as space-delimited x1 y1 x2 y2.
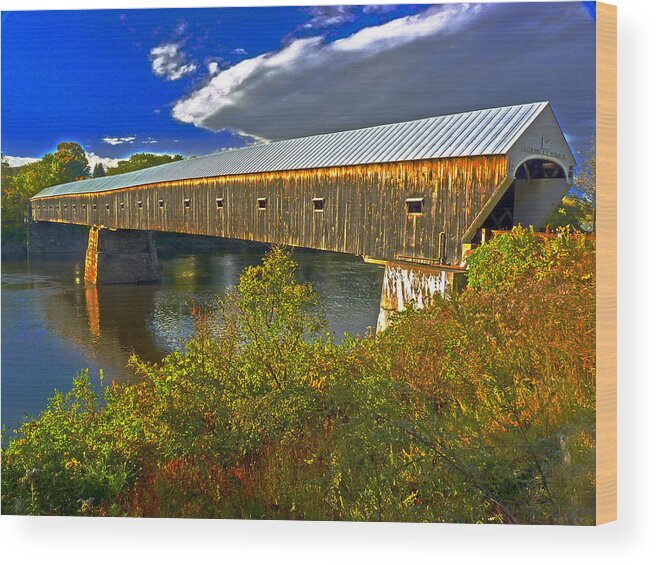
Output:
1 245 383 433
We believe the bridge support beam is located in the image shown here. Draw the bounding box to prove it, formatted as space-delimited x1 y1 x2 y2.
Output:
376 261 466 332
84 226 161 284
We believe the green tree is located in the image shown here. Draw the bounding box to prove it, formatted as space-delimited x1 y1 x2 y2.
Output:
53 142 89 182
574 136 596 230
92 163 106 178
127 247 330 463
105 153 183 176
547 195 594 232
1 153 12 176
548 136 596 232
1 153 63 249
1 142 90 251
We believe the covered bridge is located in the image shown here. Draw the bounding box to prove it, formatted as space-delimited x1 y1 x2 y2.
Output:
30 101 574 328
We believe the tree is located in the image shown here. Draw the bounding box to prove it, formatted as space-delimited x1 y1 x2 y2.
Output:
574 136 596 231
1 153 64 248
92 163 106 178
105 153 183 176
546 195 594 232
1 141 91 251
1 153 11 176
548 136 596 232
53 142 90 182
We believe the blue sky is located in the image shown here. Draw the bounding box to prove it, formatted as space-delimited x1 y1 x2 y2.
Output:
1 3 596 169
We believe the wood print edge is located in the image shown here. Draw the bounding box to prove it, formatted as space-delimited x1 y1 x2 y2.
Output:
595 1 617 525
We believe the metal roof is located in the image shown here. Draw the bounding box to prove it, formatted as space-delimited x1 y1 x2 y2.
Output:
32 101 550 199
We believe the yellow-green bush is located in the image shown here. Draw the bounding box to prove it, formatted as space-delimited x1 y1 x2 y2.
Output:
2 232 596 523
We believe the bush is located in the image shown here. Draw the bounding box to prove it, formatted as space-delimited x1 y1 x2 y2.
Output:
466 226 594 291
1 371 143 515
2 237 596 523
377 230 596 523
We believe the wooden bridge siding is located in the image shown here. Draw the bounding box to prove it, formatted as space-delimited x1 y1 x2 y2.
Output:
31 156 507 264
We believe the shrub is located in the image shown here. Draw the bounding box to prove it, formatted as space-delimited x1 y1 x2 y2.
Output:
1 371 143 515
465 226 594 291
2 238 596 523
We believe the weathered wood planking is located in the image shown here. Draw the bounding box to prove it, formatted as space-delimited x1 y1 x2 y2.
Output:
31 156 507 265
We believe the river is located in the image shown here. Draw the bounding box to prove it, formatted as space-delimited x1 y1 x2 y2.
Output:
1 244 383 433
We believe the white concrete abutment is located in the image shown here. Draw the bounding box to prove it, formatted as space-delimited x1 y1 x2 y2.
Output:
376 261 466 332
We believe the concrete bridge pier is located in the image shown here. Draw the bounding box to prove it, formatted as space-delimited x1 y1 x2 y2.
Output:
84 226 161 285
376 261 466 332
27 222 88 256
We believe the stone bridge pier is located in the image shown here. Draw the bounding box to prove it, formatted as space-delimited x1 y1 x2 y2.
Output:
376 261 466 332
27 221 88 256
84 226 161 285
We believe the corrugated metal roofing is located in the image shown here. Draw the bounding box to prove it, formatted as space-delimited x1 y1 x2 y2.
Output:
32 101 549 199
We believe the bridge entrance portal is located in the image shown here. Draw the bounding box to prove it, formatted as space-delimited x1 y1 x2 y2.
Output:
472 158 568 243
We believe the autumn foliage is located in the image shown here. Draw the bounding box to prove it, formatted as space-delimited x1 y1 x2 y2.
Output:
1 231 596 523
1 143 89 251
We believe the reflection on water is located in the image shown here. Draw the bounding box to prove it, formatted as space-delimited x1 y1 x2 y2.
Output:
1 247 383 432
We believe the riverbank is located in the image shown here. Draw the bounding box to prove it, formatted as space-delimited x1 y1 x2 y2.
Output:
2 230 596 524
1 243 383 433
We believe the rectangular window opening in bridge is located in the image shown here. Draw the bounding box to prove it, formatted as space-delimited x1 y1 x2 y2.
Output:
158 199 165 209
406 197 424 215
105 204 110 211
184 198 191 209
82 204 86 210
120 202 125 211
137 200 143 209
93 204 97 211
72 204 76 210
258 197 267 210
313 197 325 212
216 197 224 209
63 204 67 210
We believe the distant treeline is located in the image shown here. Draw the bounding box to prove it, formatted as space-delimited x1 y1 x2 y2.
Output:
1 144 183 254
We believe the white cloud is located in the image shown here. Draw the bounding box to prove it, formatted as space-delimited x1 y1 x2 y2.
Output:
86 152 120 170
172 5 480 138
102 136 137 146
2 155 40 167
362 5 397 15
231 48 248 56
150 42 197 81
170 3 595 150
303 6 355 29
2 153 120 171
331 5 474 52
143 138 158 144
173 20 188 37
236 131 270 146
